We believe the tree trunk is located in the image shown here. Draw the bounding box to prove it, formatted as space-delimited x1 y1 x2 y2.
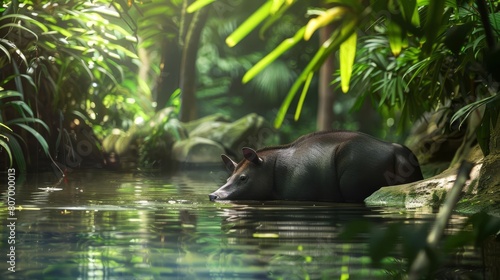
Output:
154 38 182 111
317 24 337 131
179 8 208 122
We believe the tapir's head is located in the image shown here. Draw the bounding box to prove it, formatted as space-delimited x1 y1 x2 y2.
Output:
209 147 273 201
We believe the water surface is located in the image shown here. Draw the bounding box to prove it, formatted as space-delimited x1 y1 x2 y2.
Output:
0 169 485 279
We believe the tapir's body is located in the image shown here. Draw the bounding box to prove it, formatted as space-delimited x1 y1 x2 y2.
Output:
209 131 423 203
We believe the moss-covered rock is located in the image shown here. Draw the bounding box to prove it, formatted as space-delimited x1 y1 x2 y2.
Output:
188 113 277 158
365 145 485 211
171 137 225 165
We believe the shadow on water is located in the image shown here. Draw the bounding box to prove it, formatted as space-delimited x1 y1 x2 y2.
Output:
0 170 489 279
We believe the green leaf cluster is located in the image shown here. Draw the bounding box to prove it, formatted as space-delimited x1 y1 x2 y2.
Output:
1 1 148 169
213 0 499 136
0 90 49 171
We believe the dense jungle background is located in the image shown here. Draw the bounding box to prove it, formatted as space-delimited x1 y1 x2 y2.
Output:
1 1 500 279
0 0 499 179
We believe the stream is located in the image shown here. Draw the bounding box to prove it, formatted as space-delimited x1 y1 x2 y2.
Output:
0 169 487 279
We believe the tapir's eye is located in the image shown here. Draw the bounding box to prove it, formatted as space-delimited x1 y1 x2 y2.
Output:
239 174 248 182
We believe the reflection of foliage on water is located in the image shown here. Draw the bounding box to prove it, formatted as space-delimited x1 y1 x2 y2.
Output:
336 212 500 279
5 171 498 279
267 243 405 279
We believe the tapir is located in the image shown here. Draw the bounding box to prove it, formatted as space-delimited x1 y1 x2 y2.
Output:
209 130 423 203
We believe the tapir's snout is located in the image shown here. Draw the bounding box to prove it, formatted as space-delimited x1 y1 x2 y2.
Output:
208 193 218 201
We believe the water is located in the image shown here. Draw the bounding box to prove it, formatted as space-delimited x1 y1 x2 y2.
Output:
0 169 488 279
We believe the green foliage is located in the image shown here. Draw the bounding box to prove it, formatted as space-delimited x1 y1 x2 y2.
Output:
350 0 499 136
215 0 499 137
207 1 361 127
1 1 152 169
339 212 500 278
0 90 50 171
139 92 183 169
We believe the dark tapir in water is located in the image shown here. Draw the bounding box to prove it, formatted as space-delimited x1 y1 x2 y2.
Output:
209 131 423 202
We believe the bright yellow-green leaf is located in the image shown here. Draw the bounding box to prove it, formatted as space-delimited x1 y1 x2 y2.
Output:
243 26 306 83
274 20 357 128
304 7 347 41
397 0 420 27
274 35 333 128
340 30 357 93
387 21 403 56
411 6 421 26
48 24 73 37
294 72 314 121
226 1 273 47
271 0 285 14
0 123 13 132
186 0 215 13
260 0 295 38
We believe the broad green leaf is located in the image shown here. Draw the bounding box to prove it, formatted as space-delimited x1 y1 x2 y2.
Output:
70 110 89 123
0 23 39 41
243 26 306 84
397 0 420 27
451 94 498 128
47 24 73 38
417 0 455 6
294 72 314 121
0 44 10 62
2 42 28 67
0 90 23 100
4 132 26 172
271 0 286 14
403 57 431 86
387 21 403 57
304 7 347 41
226 1 273 47
67 44 90 52
82 7 121 18
422 0 446 55
0 14 49 32
260 0 294 38
274 20 357 128
11 60 26 94
109 44 139 59
187 0 215 13
1 101 34 118
489 13 500 32
0 135 13 167
7 117 50 133
13 123 50 156
340 29 357 93
2 74 37 91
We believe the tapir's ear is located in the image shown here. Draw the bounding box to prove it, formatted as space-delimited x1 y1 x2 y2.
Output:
221 154 237 173
242 147 262 165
